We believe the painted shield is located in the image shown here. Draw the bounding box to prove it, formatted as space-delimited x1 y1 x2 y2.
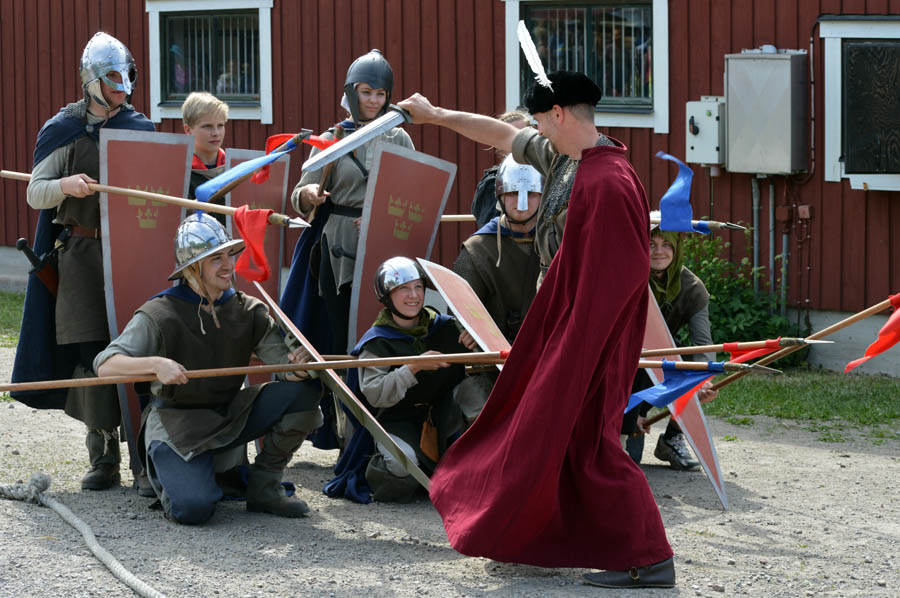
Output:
642 289 728 509
347 142 456 349
100 129 193 477
225 148 289 389
417 259 510 366
224 148 289 301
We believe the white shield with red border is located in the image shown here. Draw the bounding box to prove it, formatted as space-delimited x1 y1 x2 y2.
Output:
347 142 456 350
100 129 193 477
642 289 728 509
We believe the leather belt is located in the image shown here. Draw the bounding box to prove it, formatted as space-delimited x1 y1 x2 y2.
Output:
330 204 362 218
68 225 101 239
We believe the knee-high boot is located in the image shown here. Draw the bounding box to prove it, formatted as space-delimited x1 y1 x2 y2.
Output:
246 409 323 518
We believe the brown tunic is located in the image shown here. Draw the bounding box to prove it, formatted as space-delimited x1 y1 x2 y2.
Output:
137 292 273 457
453 223 540 342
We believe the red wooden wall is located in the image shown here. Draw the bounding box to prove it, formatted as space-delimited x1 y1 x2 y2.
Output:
608 0 900 316
2 0 898 315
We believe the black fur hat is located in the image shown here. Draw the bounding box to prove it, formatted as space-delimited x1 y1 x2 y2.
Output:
523 70 602 114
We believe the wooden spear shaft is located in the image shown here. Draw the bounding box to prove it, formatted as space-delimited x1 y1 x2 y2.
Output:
0 170 302 228
1 354 757 394
638 295 898 434
640 337 809 358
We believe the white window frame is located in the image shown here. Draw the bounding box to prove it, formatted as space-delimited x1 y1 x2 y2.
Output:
821 20 900 191
145 0 273 124
504 0 668 133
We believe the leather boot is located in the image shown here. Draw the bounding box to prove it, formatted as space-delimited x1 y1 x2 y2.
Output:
246 410 321 517
81 428 121 490
246 465 309 517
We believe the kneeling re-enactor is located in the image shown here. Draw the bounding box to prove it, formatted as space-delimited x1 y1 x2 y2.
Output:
94 214 322 524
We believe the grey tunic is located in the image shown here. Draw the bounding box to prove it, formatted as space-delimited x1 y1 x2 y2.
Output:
291 126 413 293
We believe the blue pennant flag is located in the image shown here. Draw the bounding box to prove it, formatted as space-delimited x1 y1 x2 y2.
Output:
195 138 298 203
656 151 710 234
624 360 725 413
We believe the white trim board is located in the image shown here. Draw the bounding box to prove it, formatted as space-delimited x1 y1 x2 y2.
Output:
504 0 669 133
145 0 274 124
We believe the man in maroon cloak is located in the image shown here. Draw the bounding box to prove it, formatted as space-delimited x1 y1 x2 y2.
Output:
399 72 675 589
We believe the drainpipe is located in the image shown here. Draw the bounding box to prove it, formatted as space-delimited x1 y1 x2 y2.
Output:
769 179 776 305
781 230 790 316
751 176 761 296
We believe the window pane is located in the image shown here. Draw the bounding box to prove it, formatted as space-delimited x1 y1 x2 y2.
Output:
522 3 652 111
161 10 260 105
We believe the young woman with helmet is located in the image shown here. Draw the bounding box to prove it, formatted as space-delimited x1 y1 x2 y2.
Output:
13 32 154 492
350 257 479 503
289 49 414 354
94 214 323 524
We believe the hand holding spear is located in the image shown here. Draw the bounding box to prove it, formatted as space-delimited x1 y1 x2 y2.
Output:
0 171 309 229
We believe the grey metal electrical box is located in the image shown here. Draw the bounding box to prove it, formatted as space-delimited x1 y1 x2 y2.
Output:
725 48 808 174
685 96 725 165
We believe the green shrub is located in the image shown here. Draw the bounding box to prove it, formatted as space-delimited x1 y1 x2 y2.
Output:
678 230 809 367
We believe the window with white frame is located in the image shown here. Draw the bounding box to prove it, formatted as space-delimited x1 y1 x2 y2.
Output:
145 0 273 123
821 18 900 190
505 0 668 132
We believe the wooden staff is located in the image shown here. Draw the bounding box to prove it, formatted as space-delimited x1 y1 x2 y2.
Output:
640 337 830 358
638 294 898 434
0 352 508 394
0 354 773 394
0 170 306 228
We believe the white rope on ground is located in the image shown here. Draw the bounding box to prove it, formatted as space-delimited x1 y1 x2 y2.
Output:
0 472 168 598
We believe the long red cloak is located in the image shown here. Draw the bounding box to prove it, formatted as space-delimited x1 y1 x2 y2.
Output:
429 140 673 570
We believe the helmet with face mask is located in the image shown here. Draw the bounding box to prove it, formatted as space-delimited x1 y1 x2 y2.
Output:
343 49 394 125
495 154 543 221
80 32 137 112
169 213 244 281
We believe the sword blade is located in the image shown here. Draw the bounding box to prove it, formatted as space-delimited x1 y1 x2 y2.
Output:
301 107 410 172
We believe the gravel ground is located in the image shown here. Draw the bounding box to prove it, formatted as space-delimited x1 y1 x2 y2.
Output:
1 345 898 597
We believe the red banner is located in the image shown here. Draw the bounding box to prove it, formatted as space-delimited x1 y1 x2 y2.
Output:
100 129 193 476
348 143 456 349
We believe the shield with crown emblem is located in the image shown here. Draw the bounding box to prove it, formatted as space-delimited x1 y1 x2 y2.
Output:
99 128 193 477
346 142 456 351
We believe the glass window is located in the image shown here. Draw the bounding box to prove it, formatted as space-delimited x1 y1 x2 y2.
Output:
160 10 260 106
521 2 653 111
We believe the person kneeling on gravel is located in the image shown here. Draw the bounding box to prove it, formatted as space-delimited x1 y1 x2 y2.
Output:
355 257 481 502
94 214 322 524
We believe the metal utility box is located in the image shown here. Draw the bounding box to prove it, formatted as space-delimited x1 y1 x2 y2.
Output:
725 48 808 175
685 96 725 165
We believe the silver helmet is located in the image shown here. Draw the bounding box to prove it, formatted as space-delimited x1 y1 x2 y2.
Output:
496 154 543 212
374 257 429 305
168 213 244 280
343 49 394 124
80 32 137 110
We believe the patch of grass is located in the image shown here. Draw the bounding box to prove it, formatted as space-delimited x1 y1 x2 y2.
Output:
722 434 739 442
705 367 900 427
0 392 10 402
726 416 754 426
0 290 25 348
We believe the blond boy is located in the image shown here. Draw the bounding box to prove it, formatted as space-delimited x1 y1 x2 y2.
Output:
182 91 229 200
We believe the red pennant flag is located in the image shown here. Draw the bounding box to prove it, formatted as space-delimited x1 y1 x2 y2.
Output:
725 337 781 364
844 293 900 372
250 134 295 185
670 375 715 417
233 205 272 282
